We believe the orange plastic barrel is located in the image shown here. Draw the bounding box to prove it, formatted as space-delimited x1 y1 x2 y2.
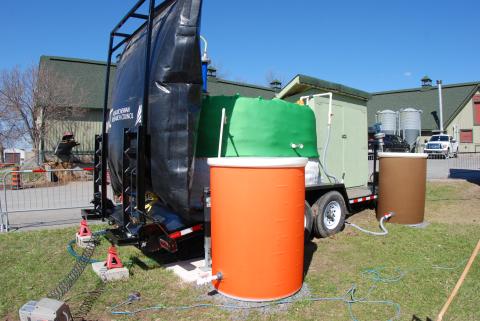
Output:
208 157 308 301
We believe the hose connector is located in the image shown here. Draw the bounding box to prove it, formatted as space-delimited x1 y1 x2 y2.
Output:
196 272 223 286
383 212 395 220
291 143 304 149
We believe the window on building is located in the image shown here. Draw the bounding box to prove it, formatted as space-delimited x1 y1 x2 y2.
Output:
460 129 473 143
474 95 480 126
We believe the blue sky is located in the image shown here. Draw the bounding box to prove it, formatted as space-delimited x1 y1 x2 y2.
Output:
0 0 478 92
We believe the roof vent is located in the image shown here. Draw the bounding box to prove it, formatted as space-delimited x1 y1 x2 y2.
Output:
269 79 282 91
207 66 217 78
421 75 432 88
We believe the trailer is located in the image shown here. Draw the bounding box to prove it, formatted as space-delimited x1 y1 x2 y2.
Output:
81 0 381 254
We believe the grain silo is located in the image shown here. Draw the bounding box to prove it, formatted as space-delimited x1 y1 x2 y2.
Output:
376 110 398 135
399 108 422 150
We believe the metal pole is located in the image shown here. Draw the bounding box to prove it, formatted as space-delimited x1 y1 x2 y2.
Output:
437 80 444 133
136 0 155 215
100 34 114 219
201 187 212 270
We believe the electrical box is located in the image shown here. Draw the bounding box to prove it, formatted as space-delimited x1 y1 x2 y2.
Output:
309 94 368 188
19 298 72 321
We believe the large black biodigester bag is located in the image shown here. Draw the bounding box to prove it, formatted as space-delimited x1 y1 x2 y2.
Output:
107 0 203 222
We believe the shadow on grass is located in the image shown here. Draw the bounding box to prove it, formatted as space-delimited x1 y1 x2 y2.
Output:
411 315 433 321
303 240 318 279
68 280 106 321
129 234 205 270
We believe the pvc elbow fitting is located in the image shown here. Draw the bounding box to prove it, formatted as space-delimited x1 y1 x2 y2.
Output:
291 143 304 149
196 272 223 286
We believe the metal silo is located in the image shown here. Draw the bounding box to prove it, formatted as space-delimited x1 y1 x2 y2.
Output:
399 108 422 150
376 110 397 135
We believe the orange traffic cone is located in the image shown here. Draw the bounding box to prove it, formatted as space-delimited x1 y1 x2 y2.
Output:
78 219 92 237
105 245 123 269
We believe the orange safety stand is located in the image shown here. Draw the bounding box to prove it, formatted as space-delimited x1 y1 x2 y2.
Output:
105 245 123 269
11 167 21 190
78 219 92 237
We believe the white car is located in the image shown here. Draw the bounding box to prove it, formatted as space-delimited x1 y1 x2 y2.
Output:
424 134 459 158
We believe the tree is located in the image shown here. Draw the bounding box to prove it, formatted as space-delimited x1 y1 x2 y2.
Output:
0 65 86 164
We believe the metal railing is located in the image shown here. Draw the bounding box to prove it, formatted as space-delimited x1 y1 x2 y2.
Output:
0 168 99 232
368 152 480 181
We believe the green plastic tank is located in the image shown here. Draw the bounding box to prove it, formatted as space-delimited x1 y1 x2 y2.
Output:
196 95 318 158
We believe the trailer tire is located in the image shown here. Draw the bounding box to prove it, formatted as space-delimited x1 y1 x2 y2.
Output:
312 191 347 238
304 201 314 242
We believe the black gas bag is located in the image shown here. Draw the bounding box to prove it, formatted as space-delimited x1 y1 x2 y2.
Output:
107 0 203 222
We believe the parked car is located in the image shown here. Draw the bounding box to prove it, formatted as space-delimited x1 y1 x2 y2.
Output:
368 134 410 154
424 134 458 158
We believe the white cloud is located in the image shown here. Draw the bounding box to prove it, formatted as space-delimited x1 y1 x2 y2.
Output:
403 71 412 77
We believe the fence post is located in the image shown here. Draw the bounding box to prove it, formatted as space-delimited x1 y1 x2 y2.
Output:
1 171 10 232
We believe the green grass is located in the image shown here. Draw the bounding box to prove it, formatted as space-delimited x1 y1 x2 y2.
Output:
1 181 479 321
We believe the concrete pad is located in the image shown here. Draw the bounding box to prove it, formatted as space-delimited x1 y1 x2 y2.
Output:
75 233 93 248
92 261 129 282
165 258 211 283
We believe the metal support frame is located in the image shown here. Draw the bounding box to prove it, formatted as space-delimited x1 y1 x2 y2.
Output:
98 0 156 221
90 0 205 253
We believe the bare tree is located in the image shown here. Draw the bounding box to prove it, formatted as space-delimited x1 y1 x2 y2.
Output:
0 65 86 164
0 96 24 162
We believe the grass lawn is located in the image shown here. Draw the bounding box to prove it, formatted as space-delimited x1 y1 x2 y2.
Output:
1 180 479 321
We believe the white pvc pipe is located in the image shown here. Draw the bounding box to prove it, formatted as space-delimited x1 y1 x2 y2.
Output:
437 80 444 133
300 93 337 183
200 35 208 56
196 272 222 286
217 108 226 158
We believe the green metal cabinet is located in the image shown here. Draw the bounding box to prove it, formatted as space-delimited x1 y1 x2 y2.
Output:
309 94 368 188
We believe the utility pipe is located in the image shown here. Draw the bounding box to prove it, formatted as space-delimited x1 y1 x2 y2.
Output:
200 35 210 93
217 108 226 158
196 272 223 286
437 80 444 133
299 93 338 183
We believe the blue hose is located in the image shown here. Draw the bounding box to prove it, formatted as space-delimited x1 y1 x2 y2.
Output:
110 284 401 321
66 230 106 264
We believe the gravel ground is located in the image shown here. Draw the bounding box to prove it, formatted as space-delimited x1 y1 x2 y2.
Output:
194 283 312 321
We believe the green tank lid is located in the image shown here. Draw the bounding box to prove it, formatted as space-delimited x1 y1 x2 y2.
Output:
195 95 318 158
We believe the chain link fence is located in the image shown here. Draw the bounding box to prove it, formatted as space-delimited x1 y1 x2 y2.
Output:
368 152 480 181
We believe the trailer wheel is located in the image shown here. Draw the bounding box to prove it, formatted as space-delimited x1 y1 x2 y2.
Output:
312 191 347 238
304 201 314 242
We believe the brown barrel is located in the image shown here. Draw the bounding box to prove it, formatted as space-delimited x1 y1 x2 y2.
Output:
11 166 21 190
376 153 428 224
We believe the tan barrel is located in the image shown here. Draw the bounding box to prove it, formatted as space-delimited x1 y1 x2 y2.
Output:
376 153 428 224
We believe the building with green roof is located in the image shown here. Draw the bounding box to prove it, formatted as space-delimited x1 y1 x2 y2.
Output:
39 56 275 158
368 78 480 152
39 55 480 158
